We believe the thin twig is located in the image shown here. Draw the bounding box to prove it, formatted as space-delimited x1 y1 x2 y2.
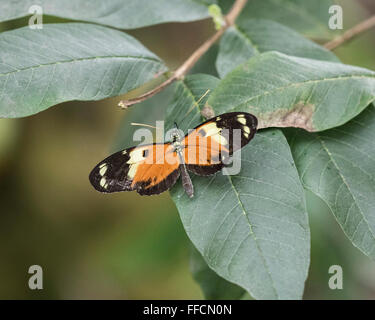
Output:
118 0 247 109
324 15 375 50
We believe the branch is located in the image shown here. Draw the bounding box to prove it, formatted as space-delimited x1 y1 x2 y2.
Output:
118 0 247 109
324 15 375 51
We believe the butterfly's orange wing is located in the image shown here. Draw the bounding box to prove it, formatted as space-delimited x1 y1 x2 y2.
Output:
89 143 180 195
182 112 257 176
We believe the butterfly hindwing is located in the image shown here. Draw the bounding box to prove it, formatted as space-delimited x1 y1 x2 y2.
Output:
183 112 257 176
89 143 180 195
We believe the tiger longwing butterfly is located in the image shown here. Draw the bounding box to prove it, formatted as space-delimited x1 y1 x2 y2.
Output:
89 112 257 198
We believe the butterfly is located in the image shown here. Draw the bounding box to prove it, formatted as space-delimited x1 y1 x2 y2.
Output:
89 112 257 198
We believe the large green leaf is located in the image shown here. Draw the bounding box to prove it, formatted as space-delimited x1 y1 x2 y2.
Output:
166 74 310 299
172 131 310 299
286 105 375 259
0 23 166 118
219 0 335 38
208 52 375 132
0 0 216 29
216 19 338 78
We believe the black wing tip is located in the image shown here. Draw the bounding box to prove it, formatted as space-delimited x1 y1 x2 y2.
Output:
247 113 258 130
88 149 134 194
214 111 258 128
89 166 108 193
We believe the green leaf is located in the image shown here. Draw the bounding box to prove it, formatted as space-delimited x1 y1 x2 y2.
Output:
216 19 338 77
219 0 335 38
172 130 310 300
208 52 375 132
190 245 246 299
0 0 216 29
166 74 310 299
0 23 167 118
286 105 375 260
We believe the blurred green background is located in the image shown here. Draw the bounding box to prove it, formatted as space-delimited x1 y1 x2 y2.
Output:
1 0 375 299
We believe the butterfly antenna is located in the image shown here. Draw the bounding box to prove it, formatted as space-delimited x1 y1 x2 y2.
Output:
180 89 211 123
131 122 157 129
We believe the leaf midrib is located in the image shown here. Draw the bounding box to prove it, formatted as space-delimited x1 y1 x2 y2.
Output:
224 74 375 109
317 136 375 249
226 174 279 299
0 55 163 78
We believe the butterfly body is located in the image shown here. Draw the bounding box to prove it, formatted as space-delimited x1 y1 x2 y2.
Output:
171 128 195 198
89 112 257 197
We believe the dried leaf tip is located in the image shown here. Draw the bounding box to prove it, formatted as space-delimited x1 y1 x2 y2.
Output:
201 104 215 119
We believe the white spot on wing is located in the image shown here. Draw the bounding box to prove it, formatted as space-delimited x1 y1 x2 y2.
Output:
100 177 107 188
127 148 147 164
202 122 221 137
99 165 107 176
237 116 246 125
243 126 250 134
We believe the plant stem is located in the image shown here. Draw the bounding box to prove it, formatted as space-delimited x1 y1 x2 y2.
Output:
118 0 247 109
324 15 375 50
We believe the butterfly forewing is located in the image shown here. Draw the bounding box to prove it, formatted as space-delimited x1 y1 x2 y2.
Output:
89 143 180 195
183 112 257 176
